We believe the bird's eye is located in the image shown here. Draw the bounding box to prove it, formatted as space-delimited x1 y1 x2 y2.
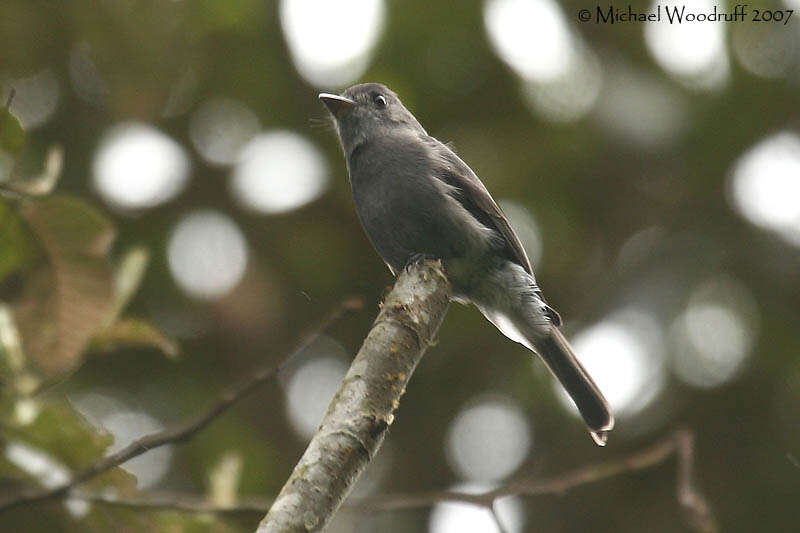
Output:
373 94 387 108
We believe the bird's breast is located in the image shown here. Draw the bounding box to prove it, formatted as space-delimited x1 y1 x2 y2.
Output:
347 137 497 276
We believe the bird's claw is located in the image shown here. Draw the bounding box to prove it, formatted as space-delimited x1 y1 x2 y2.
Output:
404 253 437 272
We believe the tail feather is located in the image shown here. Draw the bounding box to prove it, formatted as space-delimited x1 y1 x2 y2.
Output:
531 328 614 446
470 260 614 445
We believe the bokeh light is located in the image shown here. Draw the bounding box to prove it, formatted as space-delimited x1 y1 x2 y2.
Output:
429 484 524 533
71 393 173 488
93 122 190 211
644 0 729 90
559 308 666 418
282 352 349 439
732 22 798 79
189 98 260 166
445 395 531 482
520 44 602 124
4 441 89 516
167 210 248 299
484 0 602 123
280 0 386 87
102 411 172 488
230 130 329 214
2 69 60 129
594 64 687 148
728 131 800 246
671 277 758 389
5 441 69 489
484 0 572 82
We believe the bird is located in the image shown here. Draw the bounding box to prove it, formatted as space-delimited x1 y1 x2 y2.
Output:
319 83 613 445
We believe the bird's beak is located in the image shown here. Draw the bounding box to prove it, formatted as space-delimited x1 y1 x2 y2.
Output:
319 93 356 116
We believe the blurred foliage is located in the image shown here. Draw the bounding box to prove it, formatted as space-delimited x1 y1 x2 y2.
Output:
1 0 799 532
0 192 175 378
0 79 183 530
1 94 25 157
0 199 38 283
12 195 116 375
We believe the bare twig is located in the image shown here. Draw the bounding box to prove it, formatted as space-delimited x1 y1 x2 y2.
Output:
72 429 716 532
489 504 510 533
72 490 272 515
347 429 714 531
0 297 363 513
258 261 452 532
674 430 717 533
4 88 15 109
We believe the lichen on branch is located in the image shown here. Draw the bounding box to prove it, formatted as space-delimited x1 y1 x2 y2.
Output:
258 260 451 532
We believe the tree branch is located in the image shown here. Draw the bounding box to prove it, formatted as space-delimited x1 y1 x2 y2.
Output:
0 296 363 513
2 270 716 533
348 428 716 533
72 429 716 532
257 260 452 532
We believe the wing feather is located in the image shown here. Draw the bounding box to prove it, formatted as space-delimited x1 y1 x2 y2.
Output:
425 136 533 276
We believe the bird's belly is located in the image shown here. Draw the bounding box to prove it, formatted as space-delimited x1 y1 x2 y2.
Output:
353 177 492 274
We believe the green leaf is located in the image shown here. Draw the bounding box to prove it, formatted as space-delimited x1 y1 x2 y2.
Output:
12 195 116 376
0 397 137 492
89 318 179 358
0 305 28 392
1 144 64 196
0 197 38 284
111 246 150 321
0 91 25 157
0 395 240 531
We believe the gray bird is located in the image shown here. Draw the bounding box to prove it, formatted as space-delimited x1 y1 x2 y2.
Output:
320 83 614 445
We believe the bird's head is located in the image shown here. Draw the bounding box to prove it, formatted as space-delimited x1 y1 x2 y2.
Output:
319 83 425 158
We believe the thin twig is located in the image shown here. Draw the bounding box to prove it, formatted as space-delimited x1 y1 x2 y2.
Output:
354 429 716 532
489 504 509 533
343 429 700 510
72 490 272 515
71 429 716 532
4 88 15 109
0 297 363 513
674 429 717 533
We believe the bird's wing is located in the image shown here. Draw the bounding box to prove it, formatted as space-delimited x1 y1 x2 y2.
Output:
426 136 562 326
425 136 533 276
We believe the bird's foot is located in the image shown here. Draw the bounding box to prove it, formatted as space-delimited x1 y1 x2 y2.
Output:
404 253 439 272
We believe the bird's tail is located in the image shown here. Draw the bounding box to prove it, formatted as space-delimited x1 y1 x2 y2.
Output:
529 327 614 446
471 262 613 445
